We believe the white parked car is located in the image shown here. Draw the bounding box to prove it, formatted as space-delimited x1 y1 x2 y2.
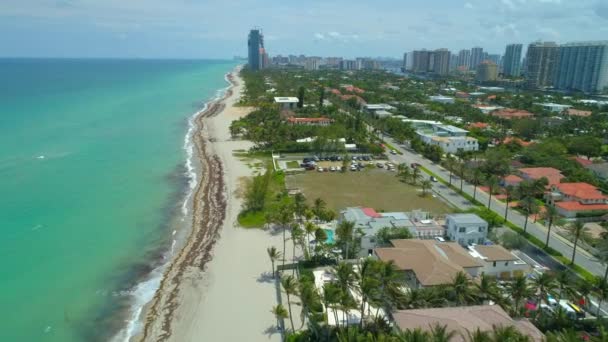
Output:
317 167 324 172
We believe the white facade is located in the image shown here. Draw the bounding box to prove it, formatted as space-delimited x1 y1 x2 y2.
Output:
536 102 572 112
468 245 530 279
274 97 299 110
446 214 488 247
429 95 455 104
414 121 479 153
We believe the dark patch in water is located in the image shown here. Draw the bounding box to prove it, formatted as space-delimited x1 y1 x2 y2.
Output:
75 162 192 342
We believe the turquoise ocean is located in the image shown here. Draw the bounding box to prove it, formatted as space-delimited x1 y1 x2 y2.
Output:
0 59 236 342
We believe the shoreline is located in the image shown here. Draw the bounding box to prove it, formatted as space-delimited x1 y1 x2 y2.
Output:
134 68 239 341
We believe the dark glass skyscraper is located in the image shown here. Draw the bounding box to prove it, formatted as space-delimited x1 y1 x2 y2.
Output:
503 44 522 77
525 41 559 89
248 29 264 71
553 41 608 93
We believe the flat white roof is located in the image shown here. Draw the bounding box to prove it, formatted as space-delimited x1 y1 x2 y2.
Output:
274 97 299 103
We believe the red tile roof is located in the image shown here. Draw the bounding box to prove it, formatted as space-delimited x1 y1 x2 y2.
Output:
362 207 382 218
468 122 489 129
340 95 367 105
456 91 469 98
487 95 497 100
566 109 592 117
503 137 534 147
330 89 342 95
492 108 534 120
553 182 607 200
555 201 608 212
570 156 593 167
504 175 524 183
342 85 365 94
519 167 564 185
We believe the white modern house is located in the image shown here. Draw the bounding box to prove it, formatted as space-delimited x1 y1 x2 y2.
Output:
339 207 444 257
414 122 479 153
446 213 488 247
468 245 530 279
535 102 572 113
274 97 299 110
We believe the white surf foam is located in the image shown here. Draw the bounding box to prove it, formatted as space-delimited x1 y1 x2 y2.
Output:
112 69 236 342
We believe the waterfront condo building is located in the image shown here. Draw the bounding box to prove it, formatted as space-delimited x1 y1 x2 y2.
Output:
247 29 265 71
476 60 498 83
525 41 559 89
457 49 471 70
470 47 484 70
553 41 608 94
503 44 523 77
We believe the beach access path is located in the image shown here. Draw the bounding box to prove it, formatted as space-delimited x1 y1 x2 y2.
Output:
142 67 285 342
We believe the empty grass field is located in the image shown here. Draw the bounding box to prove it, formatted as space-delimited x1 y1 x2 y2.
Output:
286 168 452 215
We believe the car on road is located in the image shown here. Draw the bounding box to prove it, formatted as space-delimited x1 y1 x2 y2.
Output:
390 150 397 155
411 162 420 168
376 163 384 168
430 176 438 182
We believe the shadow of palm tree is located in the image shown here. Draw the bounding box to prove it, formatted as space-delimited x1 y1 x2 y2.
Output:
257 271 276 283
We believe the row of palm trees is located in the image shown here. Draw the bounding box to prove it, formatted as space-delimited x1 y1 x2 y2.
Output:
272 254 608 341
442 152 602 271
396 164 433 196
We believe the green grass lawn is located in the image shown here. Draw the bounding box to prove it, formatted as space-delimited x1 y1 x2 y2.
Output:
286 168 451 215
286 160 300 168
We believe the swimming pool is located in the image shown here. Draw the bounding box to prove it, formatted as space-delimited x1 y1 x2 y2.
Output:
324 229 335 244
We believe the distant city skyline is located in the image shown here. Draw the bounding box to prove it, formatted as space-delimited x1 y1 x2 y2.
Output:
1 0 608 58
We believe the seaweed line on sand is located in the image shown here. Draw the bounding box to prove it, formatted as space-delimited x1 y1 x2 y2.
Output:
139 73 236 342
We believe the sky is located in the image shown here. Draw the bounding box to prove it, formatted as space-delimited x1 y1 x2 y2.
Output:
1 0 607 59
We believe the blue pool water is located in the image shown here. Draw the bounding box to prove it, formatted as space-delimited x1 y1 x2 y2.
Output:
324 229 335 244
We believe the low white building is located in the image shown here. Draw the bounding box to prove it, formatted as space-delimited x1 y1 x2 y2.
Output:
429 95 455 104
446 214 488 247
468 245 530 279
274 97 299 110
364 103 395 113
536 102 572 113
415 122 479 153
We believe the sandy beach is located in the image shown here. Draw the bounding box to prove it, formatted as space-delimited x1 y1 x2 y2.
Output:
139 67 284 342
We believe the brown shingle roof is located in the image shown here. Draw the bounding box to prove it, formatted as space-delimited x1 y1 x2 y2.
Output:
392 305 544 342
375 240 481 286
474 245 517 261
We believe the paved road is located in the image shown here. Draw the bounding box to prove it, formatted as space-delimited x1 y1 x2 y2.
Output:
384 137 606 278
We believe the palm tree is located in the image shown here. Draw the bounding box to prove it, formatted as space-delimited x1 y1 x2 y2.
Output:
290 225 304 274
518 196 538 234
595 276 608 318
463 328 492 342
420 179 433 197
273 202 295 270
503 185 515 222
336 220 355 260
357 258 380 328
444 154 456 186
485 175 499 210
449 271 475 305
555 271 571 300
458 161 466 192
490 325 531 341
544 205 561 248
304 222 318 258
565 220 590 264
322 282 342 328
398 163 412 184
475 273 498 305
596 238 608 283
508 274 532 316
267 246 282 278
471 168 483 201
429 323 457 342
281 274 299 332
333 262 358 294
531 272 556 318
294 192 307 223
545 329 581 342
271 304 288 331
396 328 431 342
313 197 326 221
412 166 422 185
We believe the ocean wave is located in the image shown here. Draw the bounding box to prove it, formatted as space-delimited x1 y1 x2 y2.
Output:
112 69 236 342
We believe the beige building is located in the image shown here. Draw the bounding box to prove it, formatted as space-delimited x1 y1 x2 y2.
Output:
374 239 482 288
476 60 498 83
468 245 530 279
392 305 544 341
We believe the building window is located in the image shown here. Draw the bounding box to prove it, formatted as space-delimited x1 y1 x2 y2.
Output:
505 261 509 266
459 227 466 233
478 227 484 233
493 261 496 267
